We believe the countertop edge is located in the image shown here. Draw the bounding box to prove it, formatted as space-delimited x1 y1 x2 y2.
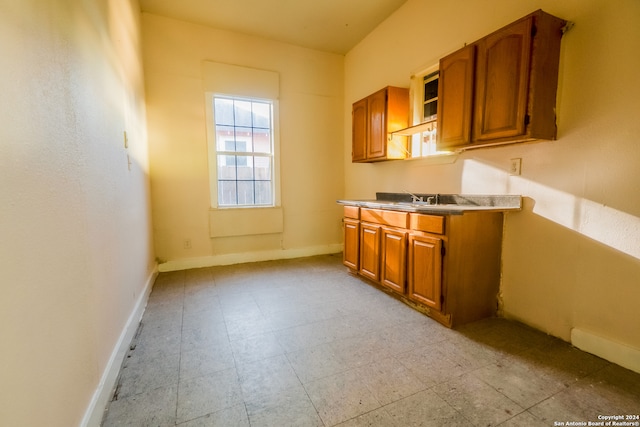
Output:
337 197 522 215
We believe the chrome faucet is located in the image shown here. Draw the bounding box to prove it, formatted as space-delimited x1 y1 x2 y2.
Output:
404 190 423 203
426 195 439 205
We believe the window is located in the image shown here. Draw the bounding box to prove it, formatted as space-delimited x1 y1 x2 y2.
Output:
415 72 440 156
404 65 451 158
422 71 439 122
213 96 275 207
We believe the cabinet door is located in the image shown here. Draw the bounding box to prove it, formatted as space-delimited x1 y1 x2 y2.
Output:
366 88 388 160
407 234 442 310
474 17 533 142
359 223 381 282
380 227 407 293
437 44 476 149
343 219 360 270
352 98 368 162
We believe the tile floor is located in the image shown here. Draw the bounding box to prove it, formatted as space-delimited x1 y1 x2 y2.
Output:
102 254 640 426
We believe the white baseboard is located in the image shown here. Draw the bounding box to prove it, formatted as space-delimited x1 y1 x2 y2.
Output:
81 266 158 427
158 244 343 272
571 328 640 374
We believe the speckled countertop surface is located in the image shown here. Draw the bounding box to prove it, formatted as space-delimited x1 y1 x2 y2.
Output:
337 193 522 215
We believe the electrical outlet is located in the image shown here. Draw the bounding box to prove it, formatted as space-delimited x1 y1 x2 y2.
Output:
509 158 522 175
124 131 128 149
183 239 192 249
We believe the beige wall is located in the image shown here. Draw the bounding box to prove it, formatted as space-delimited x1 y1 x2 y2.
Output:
142 13 345 269
2 2 637 424
0 0 155 425
345 0 640 360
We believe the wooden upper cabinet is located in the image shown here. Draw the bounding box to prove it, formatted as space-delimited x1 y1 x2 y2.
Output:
351 98 367 162
437 44 476 149
474 16 533 142
367 89 387 159
352 86 409 162
437 10 566 150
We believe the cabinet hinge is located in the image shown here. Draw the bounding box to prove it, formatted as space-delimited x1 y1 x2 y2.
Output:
531 24 537 37
561 21 575 36
524 114 530 126
440 294 445 305
441 244 446 257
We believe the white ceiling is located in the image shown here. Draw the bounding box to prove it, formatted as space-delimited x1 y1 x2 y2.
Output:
139 0 409 54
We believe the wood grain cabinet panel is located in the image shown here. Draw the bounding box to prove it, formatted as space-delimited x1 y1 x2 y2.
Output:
343 218 360 271
367 89 387 159
409 213 445 235
360 208 408 229
437 44 476 149
381 227 407 293
351 98 367 162
407 234 442 310
351 86 409 162
359 223 381 282
474 17 532 142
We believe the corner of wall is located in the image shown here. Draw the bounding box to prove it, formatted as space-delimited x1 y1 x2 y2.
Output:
80 264 158 427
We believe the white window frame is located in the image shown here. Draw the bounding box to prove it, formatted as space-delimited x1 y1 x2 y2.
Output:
406 63 453 158
409 64 438 130
205 92 281 209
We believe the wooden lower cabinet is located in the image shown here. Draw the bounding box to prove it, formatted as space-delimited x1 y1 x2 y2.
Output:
359 223 381 282
380 227 407 293
407 233 442 310
342 206 505 328
343 218 360 270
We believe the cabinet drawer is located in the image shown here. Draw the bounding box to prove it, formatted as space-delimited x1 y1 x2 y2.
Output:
361 208 409 228
343 206 360 220
409 213 445 235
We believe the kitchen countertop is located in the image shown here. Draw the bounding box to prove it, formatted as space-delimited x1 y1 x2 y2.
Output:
337 193 522 215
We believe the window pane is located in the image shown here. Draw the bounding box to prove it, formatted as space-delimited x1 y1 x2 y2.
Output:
254 181 272 205
224 139 236 152
235 128 253 152
410 134 421 158
252 102 271 128
234 100 252 127
254 156 271 180
218 181 237 205
217 155 236 179
424 100 438 120
216 127 235 151
423 72 439 121
236 155 254 180
214 98 234 125
424 79 438 102
253 130 271 154
237 181 254 205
